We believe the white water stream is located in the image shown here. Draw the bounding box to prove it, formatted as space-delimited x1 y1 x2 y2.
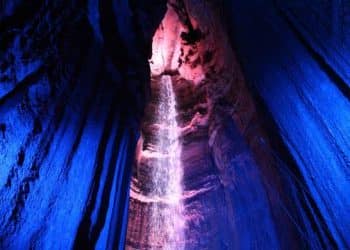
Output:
148 75 185 250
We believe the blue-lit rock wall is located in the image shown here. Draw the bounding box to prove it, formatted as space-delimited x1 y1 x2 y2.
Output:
224 0 350 248
0 1 166 249
276 0 350 86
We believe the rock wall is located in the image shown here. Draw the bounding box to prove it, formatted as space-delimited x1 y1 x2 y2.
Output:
224 0 350 248
126 1 301 249
0 1 166 249
276 0 350 87
2 0 349 249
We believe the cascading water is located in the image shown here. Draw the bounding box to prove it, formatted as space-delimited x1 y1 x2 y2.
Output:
147 75 185 250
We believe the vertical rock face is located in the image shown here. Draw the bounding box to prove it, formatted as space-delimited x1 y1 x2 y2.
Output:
276 0 350 85
224 0 350 248
127 1 300 249
2 0 349 249
0 1 166 249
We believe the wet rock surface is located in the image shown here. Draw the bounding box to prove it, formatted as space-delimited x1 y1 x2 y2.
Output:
126 1 299 249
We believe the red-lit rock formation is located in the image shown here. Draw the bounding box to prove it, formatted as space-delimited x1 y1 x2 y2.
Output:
126 1 300 249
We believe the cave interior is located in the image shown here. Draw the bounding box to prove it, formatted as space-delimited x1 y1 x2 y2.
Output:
0 0 350 249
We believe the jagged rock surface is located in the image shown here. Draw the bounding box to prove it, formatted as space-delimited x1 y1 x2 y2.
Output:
126 1 301 249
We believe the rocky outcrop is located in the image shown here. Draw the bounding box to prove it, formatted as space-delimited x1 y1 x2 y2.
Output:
126 1 301 249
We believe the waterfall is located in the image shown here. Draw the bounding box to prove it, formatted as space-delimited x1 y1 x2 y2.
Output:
148 75 185 250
